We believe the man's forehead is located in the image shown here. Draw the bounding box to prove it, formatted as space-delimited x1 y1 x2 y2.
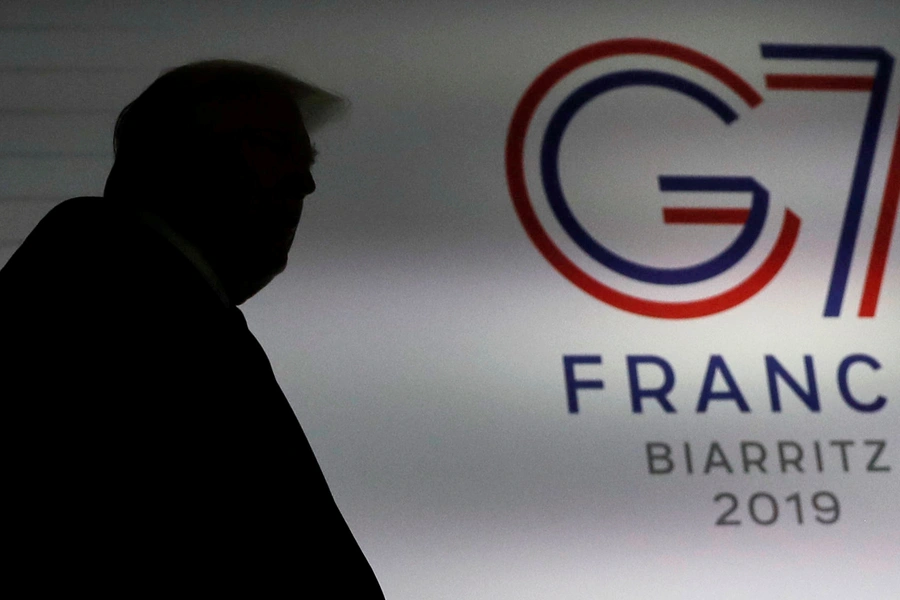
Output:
207 91 307 137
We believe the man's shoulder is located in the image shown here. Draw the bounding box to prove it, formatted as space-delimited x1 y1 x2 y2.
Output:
1 196 243 389
1 196 226 320
3 196 144 270
43 195 116 219
26 196 129 240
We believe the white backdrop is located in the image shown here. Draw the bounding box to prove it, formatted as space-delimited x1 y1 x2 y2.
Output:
2 2 897 598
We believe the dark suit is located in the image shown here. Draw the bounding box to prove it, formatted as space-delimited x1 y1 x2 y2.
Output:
3 197 384 596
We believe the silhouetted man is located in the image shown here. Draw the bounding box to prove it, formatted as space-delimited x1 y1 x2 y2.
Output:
3 60 385 596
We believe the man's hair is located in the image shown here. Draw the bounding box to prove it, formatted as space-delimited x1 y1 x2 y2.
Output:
104 59 344 200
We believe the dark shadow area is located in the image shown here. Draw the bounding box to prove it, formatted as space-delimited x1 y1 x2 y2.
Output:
2 60 384 596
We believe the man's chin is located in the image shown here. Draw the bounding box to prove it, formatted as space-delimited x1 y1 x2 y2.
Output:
272 251 290 276
227 247 290 303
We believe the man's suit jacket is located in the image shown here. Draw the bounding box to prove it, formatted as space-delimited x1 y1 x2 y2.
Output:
3 197 384 596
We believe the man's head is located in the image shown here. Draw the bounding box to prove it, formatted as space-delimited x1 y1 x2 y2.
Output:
105 60 344 304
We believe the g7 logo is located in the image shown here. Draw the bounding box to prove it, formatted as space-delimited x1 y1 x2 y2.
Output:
506 39 899 319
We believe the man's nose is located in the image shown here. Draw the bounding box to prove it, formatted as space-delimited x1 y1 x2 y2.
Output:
277 170 315 201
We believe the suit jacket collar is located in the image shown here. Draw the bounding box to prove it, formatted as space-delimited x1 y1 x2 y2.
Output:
133 207 232 308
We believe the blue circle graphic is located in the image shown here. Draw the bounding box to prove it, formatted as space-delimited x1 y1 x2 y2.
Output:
540 69 768 285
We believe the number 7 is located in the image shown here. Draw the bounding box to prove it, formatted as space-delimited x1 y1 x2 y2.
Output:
761 44 896 317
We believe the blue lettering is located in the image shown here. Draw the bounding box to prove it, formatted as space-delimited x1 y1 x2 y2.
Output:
627 355 676 413
697 355 750 412
563 355 604 414
838 354 887 412
766 355 820 412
